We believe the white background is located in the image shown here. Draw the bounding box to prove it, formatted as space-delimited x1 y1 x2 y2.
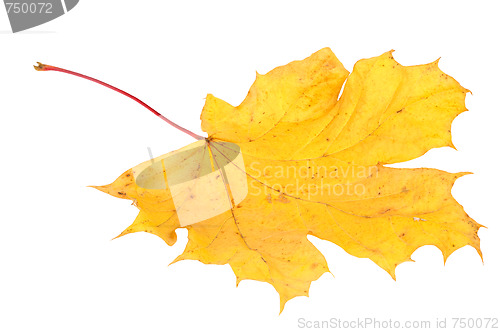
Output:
0 1 499 331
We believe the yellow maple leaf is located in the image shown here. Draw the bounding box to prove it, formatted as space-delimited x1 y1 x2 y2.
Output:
36 48 483 313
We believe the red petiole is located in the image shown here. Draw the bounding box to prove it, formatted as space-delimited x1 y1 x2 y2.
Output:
34 62 205 141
